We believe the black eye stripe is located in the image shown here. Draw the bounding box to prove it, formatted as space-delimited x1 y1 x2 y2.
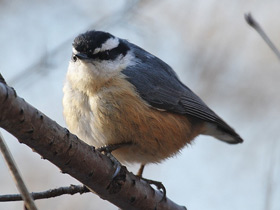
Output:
87 41 130 60
98 50 113 60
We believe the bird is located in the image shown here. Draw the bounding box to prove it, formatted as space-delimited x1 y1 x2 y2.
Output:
63 30 243 195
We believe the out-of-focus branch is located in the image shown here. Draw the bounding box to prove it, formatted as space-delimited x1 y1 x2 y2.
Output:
0 185 90 202
0 74 186 210
245 13 280 60
8 0 149 87
0 133 37 210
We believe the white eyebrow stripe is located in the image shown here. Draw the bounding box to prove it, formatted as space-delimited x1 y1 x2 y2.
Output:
99 37 120 52
72 47 78 54
93 48 101 54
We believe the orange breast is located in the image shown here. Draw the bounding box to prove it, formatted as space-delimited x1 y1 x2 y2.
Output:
89 76 205 164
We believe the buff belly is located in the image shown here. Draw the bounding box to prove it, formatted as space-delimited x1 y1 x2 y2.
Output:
63 78 204 164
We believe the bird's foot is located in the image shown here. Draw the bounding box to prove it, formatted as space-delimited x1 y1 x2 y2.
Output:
97 142 132 178
137 164 166 201
97 146 122 178
141 177 166 202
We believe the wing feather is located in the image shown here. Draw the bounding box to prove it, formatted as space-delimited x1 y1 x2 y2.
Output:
122 42 241 142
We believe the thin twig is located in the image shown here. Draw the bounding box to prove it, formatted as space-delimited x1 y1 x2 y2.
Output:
245 13 280 60
0 185 90 202
0 132 37 210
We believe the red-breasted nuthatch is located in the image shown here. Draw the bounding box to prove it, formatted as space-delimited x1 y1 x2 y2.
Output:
63 30 243 180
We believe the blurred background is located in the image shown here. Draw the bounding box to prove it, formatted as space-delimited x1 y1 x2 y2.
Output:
0 0 279 209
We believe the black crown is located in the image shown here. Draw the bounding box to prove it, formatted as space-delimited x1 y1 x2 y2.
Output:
73 30 130 61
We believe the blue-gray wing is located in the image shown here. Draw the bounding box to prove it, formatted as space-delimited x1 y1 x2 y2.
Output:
121 43 239 137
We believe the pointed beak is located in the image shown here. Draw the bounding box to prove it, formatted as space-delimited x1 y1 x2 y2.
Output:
73 52 89 60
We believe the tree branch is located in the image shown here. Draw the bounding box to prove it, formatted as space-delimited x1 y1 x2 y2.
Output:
0 74 186 210
0 185 90 202
245 13 280 60
0 133 37 210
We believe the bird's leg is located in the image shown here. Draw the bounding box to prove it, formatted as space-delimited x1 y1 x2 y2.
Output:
137 164 167 202
97 142 132 178
137 164 145 177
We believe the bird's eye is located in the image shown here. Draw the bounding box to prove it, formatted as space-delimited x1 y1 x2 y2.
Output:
72 54 78 62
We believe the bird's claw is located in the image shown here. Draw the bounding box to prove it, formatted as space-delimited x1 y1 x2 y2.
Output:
97 146 121 179
140 177 167 202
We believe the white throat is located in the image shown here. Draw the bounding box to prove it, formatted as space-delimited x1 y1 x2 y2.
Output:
66 50 135 93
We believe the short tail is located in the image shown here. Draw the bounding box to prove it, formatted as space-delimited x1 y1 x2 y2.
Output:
203 122 243 144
